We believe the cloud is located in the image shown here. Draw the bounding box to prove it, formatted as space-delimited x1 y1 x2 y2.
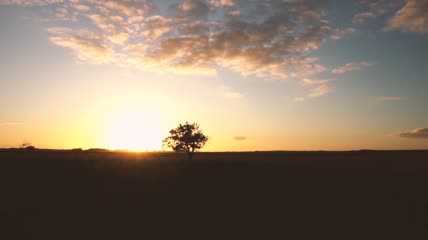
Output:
73 4 91 12
87 14 117 32
169 0 210 19
5 0 345 84
209 0 237 7
221 85 244 99
331 27 356 40
385 0 428 33
144 0 332 79
300 77 335 98
141 15 173 41
376 96 403 101
365 0 402 15
233 136 246 141
353 12 376 24
100 0 149 17
107 32 130 45
48 28 114 63
394 128 428 139
353 0 402 24
5 0 334 79
293 81 334 101
293 78 334 100
227 10 240 16
332 61 376 74
55 7 70 21
354 0 428 33
124 43 149 56
309 84 335 97
301 78 329 86
0 0 63 6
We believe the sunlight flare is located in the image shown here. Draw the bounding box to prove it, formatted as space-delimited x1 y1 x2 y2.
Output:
104 110 163 151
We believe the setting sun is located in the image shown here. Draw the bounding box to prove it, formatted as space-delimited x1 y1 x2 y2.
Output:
104 110 163 151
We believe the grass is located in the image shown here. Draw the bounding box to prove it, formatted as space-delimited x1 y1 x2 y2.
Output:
1 150 427 239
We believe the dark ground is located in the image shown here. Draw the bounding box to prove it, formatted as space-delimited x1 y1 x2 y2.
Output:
1 150 428 239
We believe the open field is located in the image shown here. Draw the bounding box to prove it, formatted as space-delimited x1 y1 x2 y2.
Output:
1 150 428 239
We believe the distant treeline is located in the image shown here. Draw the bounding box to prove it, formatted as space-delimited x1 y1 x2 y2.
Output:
0 148 110 153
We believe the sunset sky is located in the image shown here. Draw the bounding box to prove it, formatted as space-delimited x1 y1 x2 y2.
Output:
0 0 427 151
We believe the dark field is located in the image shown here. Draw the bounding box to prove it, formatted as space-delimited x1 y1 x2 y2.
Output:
1 150 428 239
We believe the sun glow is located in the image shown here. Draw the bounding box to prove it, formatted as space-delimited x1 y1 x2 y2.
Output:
104 110 164 151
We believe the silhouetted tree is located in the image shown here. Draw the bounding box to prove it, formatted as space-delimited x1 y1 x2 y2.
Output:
20 141 35 150
20 141 31 149
163 122 208 160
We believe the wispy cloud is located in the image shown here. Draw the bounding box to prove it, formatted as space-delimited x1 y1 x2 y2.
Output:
221 85 244 99
292 83 335 102
73 4 91 12
296 78 335 99
331 27 356 40
47 27 116 63
376 96 403 101
332 61 376 74
353 0 428 34
353 0 402 24
384 0 428 33
209 0 237 7
233 136 246 141
309 84 336 97
301 78 329 86
353 12 376 24
0 0 63 6
394 128 428 139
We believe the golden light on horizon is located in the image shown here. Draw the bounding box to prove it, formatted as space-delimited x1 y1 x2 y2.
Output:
103 110 164 151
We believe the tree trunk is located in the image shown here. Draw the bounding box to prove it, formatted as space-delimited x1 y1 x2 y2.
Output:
187 151 193 160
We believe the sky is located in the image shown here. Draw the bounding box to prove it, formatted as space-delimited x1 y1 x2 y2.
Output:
0 0 427 151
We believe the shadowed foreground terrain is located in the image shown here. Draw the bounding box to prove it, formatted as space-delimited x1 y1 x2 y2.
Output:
1 150 428 239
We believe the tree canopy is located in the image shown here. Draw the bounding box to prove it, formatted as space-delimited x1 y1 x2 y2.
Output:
163 122 208 159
